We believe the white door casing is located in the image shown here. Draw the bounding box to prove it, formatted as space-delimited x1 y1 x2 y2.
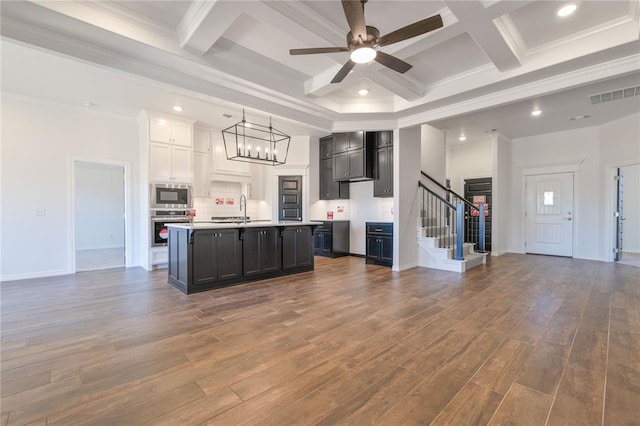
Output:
525 172 574 257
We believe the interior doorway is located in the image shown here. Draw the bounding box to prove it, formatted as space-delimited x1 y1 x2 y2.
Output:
614 163 640 267
73 161 126 271
464 177 492 252
278 175 303 221
525 172 574 257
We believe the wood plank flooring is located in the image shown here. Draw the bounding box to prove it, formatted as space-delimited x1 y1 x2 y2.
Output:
1 254 639 425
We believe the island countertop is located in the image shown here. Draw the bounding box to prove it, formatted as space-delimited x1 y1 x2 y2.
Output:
167 221 322 230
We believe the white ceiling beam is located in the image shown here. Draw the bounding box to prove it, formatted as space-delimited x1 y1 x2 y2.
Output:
258 1 346 47
445 0 522 72
370 69 424 101
177 1 242 55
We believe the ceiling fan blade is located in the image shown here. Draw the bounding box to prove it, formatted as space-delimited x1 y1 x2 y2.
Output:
377 14 443 47
342 0 367 43
374 51 412 74
331 59 357 83
289 47 350 55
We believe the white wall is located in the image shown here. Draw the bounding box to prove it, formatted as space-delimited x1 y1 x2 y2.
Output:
446 139 493 195
620 163 640 253
492 134 511 255
507 113 640 261
1 96 140 280
395 126 422 270
421 124 446 183
348 181 394 255
598 112 640 261
74 162 125 250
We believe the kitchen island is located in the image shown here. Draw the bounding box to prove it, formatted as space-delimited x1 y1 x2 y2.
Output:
166 221 319 294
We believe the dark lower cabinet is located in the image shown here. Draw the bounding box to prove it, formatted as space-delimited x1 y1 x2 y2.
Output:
168 224 316 294
191 229 242 287
365 222 393 267
313 221 350 257
241 227 280 276
282 226 313 271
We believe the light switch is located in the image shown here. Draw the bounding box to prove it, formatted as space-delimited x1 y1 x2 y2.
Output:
34 208 45 216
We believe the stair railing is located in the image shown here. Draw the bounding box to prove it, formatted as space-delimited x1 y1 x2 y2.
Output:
419 171 486 255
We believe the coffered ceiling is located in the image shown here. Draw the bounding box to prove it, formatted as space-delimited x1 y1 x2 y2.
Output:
1 0 639 135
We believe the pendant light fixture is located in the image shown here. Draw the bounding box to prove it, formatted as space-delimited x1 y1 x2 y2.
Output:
222 110 290 166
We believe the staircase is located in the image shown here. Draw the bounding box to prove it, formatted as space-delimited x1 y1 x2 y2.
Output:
417 172 487 273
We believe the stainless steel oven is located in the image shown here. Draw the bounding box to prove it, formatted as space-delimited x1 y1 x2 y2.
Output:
151 210 193 247
150 183 192 209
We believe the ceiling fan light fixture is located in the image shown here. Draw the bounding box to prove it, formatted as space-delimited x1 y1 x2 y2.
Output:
350 47 377 64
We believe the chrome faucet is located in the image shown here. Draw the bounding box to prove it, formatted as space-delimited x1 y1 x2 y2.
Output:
240 194 247 224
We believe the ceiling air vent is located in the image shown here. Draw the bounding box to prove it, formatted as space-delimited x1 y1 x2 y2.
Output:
590 86 640 105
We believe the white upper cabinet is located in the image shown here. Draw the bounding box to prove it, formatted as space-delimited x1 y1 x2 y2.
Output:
211 131 249 177
149 116 192 147
149 143 192 182
193 127 211 153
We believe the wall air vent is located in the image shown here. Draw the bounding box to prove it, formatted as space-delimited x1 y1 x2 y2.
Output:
590 86 640 105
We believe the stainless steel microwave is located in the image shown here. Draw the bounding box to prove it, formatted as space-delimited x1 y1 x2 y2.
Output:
150 183 192 209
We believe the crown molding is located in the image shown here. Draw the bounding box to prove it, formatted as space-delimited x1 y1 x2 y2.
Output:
528 16 635 56
493 14 527 62
397 53 640 128
176 0 216 48
629 0 640 24
75 1 177 37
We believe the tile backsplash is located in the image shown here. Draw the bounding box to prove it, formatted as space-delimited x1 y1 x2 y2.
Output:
193 182 259 221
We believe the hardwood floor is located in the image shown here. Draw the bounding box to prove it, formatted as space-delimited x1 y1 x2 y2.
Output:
1 254 638 425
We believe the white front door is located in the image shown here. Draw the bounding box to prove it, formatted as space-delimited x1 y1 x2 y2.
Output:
525 173 574 257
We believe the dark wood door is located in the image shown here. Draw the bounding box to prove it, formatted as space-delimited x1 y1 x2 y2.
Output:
464 177 492 252
278 176 302 221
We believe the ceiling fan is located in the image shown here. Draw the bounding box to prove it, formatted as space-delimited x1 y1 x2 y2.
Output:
289 0 443 83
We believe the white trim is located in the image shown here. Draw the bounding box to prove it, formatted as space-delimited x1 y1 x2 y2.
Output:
394 261 418 272
528 16 634 56
493 15 527 62
0 269 70 283
605 161 640 262
69 157 133 273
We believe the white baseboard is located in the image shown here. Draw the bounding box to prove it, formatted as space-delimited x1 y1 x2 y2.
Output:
491 251 507 256
622 249 640 254
394 261 419 271
0 269 71 282
76 245 125 251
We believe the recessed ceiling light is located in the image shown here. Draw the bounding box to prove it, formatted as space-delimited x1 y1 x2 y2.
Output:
358 89 369 96
531 109 542 117
557 3 577 17
459 135 467 142
173 105 183 112
83 101 97 108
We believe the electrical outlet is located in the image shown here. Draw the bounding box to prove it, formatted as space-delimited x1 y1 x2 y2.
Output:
34 208 46 216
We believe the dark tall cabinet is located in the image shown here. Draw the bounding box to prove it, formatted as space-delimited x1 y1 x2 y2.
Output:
319 136 349 200
241 227 280 276
372 131 393 197
365 222 393 267
333 132 373 181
